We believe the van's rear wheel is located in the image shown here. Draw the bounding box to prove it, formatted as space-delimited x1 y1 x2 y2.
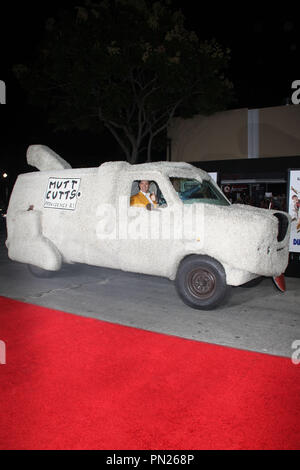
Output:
175 255 228 310
27 264 55 278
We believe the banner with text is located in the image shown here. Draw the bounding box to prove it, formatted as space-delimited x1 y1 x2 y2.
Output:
288 169 300 253
44 177 81 210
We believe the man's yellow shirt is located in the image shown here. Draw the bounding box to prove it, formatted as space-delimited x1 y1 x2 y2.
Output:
130 192 157 208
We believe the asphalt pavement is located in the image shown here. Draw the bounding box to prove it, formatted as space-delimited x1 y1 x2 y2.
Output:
0 221 299 359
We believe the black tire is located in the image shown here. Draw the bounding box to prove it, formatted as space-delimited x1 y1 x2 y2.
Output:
175 255 228 310
27 264 55 278
241 276 263 288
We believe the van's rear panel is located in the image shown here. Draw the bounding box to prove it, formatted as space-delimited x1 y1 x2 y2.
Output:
6 168 98 268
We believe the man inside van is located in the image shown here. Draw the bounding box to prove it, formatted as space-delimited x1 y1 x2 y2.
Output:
130 180 157 208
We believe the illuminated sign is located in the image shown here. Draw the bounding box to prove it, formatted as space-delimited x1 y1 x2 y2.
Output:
0 80 5 104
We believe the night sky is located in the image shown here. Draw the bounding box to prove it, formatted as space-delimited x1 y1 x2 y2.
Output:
1 1 300 174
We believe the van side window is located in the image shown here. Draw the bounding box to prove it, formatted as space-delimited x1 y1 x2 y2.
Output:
130 180 167 208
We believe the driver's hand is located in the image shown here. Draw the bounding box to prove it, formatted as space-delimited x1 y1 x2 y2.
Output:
150 193 156 203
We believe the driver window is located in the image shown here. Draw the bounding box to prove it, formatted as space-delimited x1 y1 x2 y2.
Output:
130 180 167 208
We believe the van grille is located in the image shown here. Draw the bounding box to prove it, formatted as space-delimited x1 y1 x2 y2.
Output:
273 213 289 242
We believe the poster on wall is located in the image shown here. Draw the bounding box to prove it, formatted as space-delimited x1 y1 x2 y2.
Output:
287 169 300 253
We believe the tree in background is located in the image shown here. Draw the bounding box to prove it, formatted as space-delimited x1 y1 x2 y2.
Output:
14 0 233 163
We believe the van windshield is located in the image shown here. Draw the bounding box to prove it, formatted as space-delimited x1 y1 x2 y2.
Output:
170 177 230 206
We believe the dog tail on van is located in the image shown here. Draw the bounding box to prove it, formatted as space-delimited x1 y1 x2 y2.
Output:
26 145 72 172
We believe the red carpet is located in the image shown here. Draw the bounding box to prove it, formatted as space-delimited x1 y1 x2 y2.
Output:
0 296 299 450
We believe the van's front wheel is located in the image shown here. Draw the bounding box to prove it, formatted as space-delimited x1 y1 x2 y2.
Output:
175 255 228 310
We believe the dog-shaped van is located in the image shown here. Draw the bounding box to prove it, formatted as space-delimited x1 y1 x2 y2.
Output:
6 145 291 309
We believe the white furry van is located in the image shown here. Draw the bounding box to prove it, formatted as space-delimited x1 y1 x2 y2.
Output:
6 145 291 310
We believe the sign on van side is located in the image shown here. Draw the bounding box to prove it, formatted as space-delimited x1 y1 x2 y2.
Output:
44 177 81 210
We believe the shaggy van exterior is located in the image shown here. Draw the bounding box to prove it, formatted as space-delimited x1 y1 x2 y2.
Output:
6 145 291 310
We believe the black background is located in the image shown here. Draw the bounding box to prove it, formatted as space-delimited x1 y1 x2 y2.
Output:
0 1 300 174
